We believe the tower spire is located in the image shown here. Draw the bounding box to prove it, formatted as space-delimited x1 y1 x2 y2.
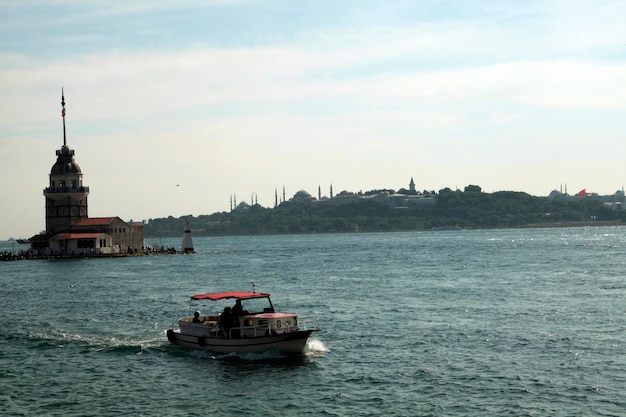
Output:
61 88 67 148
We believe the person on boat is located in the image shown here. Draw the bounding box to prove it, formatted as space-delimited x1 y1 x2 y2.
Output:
232 299 249 316
219 307 234 337
192 311 203 323
232 299 243 316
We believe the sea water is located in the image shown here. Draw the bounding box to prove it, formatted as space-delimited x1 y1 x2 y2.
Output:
1 227 625 416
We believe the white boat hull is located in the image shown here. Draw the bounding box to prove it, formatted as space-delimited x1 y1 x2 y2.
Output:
167 328 316 354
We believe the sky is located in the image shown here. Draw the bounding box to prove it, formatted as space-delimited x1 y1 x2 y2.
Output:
1 0 625 239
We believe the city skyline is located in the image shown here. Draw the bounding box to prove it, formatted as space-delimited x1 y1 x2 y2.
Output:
1 1 625 238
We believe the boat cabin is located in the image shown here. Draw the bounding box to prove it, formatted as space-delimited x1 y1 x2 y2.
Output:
178 291 300 339
238 312 299 337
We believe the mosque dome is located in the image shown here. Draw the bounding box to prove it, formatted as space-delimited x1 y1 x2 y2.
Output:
291 190 316 202
235 201 250 211
548 190 564 199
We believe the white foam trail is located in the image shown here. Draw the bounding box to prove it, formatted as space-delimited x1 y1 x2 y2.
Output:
304 339 329 355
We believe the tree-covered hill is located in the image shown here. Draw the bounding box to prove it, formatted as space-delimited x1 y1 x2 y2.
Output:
143 185 625 237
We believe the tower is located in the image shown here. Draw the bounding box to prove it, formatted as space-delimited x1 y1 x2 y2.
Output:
409 177 416 193
181 218 194 253
43 89 89 234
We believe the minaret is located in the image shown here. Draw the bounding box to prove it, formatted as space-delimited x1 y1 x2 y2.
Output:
43 89 90 234
181 218 194 253
274 188 278 208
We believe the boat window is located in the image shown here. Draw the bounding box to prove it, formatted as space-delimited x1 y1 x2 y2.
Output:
258 320 268 326
243 297 272 314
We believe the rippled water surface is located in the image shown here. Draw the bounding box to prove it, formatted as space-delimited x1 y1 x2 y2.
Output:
1 227 625 416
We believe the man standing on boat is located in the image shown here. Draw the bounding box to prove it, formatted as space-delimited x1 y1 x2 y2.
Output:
219 307 234 337
232 299 247 316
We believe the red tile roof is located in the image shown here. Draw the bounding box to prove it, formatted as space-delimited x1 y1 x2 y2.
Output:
52 232 108 240
72 217 117 226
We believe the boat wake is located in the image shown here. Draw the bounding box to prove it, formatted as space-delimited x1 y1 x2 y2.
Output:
304 338 329 356
18 328 165 355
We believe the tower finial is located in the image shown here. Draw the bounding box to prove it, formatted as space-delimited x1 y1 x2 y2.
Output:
61 87 67 147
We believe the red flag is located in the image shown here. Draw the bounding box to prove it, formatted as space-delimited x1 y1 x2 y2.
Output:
61 108 65 117
577 189 586 196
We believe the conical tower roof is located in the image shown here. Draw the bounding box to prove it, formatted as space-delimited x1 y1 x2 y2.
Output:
50 88 82 174
50 148 82 174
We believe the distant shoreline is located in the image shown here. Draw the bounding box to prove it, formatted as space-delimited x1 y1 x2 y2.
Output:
143 220 625 239
520 220 624 229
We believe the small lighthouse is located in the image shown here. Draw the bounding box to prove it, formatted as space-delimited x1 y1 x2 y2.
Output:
181 218 194 253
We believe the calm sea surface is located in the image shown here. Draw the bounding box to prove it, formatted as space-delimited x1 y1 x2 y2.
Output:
1 227 625 416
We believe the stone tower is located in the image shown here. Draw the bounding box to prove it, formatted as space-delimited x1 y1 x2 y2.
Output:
43 89 89 234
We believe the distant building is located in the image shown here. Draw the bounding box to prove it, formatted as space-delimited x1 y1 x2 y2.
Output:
285 178 434 208
290 190 316 202
29 90 144 255
548 186 625 210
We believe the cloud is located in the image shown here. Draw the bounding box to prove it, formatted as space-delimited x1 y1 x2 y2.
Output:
2 44 623 135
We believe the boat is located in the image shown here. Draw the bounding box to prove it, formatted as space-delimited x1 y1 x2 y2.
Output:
13 238 30 244
167 290 320 354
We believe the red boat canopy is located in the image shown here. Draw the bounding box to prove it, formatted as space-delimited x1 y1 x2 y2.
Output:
190 291 270 301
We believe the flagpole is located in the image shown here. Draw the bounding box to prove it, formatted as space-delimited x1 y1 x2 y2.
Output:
61 88 67 147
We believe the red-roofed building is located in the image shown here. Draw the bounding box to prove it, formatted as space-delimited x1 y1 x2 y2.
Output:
49 232 113 255
69 217 144 253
